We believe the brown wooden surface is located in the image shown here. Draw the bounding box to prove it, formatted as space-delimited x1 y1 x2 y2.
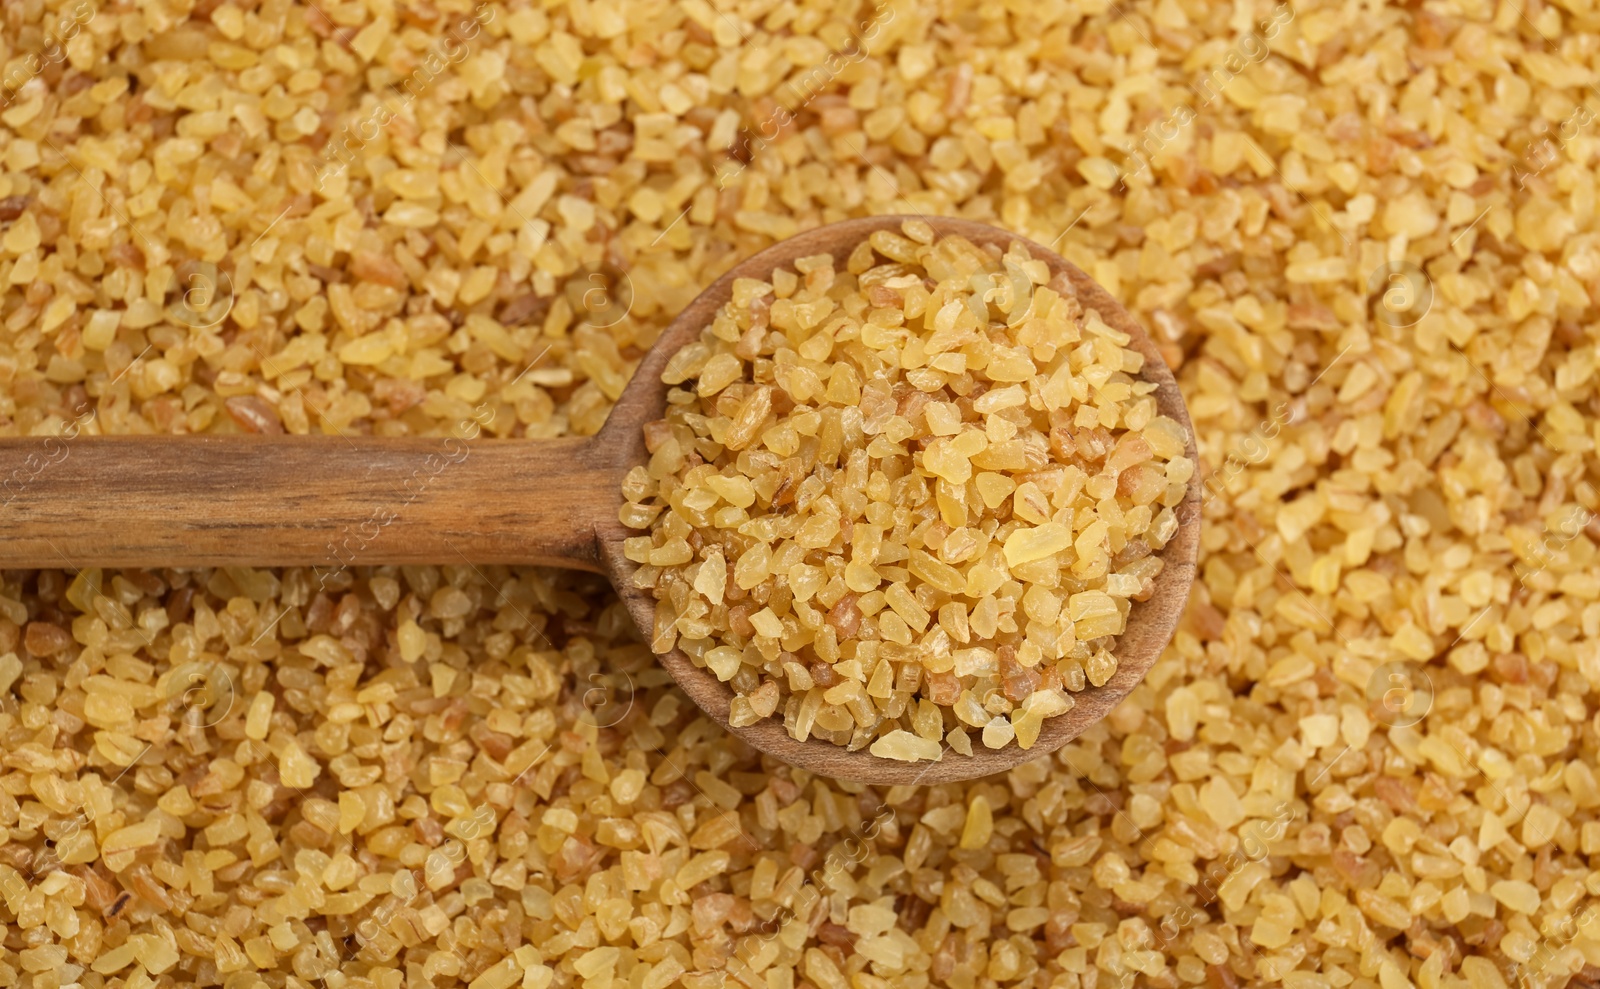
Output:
0 215 1199 786
0 434 618 571
601 215 1201 785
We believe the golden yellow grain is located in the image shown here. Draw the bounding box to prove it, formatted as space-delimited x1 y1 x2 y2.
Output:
623 229 1179 757
0 2 1596 989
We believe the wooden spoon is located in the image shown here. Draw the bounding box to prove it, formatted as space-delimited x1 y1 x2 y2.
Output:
0 216 1199 784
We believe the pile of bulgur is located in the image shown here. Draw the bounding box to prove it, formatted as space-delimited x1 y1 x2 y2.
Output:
620 223 1189 760
2 1 1599 989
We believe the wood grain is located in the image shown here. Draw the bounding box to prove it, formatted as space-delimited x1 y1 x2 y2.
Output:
0 434 618 571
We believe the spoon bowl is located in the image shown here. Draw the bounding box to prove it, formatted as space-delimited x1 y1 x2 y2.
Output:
596 216 1200 783
0 215 1198 784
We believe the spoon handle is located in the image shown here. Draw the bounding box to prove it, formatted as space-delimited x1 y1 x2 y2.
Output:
0 434 616 573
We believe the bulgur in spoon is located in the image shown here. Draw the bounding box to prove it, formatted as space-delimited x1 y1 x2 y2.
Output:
0 216 1199 784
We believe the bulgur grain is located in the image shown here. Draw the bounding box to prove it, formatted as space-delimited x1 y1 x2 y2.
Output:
623 227 1184 758
0 2 1596 989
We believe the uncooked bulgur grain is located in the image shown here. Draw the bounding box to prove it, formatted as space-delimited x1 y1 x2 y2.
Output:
1 1 1599 989
620 225 1189 759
